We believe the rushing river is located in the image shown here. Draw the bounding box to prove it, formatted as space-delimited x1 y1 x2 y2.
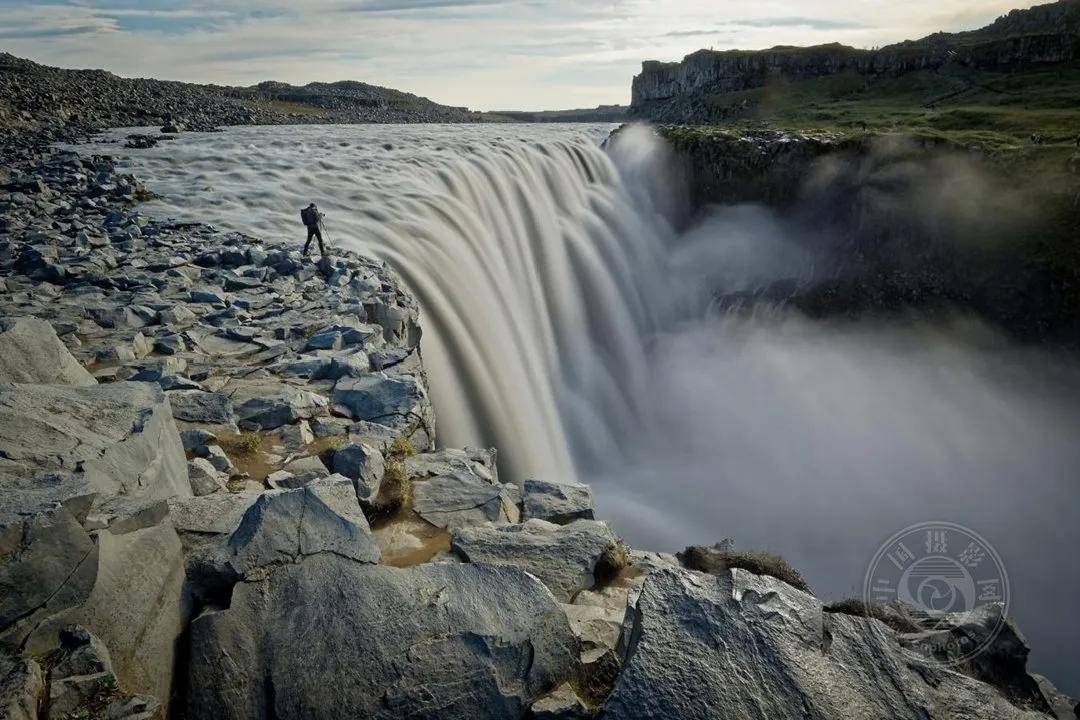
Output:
87 123 1079 693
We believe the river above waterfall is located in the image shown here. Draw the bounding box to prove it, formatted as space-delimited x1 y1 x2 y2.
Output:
81 123 1080 693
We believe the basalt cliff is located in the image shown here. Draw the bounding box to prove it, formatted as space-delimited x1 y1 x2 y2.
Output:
631 0 1080 122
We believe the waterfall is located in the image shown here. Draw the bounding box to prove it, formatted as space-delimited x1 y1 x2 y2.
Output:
354 131 679 483
98 123 1080 692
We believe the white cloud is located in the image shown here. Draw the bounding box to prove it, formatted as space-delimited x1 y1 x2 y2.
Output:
0 0 1039 110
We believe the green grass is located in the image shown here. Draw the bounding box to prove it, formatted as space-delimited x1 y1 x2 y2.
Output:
685 61 1080 146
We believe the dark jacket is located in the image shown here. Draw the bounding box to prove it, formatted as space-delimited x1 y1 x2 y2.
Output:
301 206 321 228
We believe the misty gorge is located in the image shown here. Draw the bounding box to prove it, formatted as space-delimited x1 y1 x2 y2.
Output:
85 121 1080 691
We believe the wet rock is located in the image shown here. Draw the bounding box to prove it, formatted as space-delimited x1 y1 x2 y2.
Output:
523 479 594 525
187 557 579 720
452 520 626 602
0 316 96 386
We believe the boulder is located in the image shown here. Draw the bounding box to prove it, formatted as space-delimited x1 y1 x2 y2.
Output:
168 492 262 536
0 316 95 386
406 447 496 484
452 520 627 602
187 458 226 496
195 480 380 587
0 382 190 525
11 518 190 710
233 385 328 430
167 389 234 425
332 441 384 503
187 557 579 720
46 625 164 720
331 374 433 445
530 683 590 720
522 479 594 524
282 455 330 484
898 603 1058 713
602 567 1053 720
0 649 43 720
412 474 519 529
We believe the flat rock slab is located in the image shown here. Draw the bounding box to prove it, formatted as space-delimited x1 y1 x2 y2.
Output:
452 519 623 602
331 374 427 429
168 492 262 535
167 390 234 425
187 556 579 720
405 448 495 483
412 474 518 529
602 567 1049 720
522 479 594 525
0 316 96 386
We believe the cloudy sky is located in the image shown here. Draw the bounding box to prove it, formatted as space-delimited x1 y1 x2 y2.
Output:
1 0 1036 110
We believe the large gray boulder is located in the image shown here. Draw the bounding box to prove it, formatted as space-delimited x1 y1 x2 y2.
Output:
0 382 190 520
6 518 190 710
0 648 42 720
0 381 191 707
406 447 497 484
332 441 384 503
412 473 519 529
522 479 594 525
331 373 434 447
194 479 380 589
0 316 95 386
168 491 262 536
187 557 579 720
602 567 1054 720
452 519 626 602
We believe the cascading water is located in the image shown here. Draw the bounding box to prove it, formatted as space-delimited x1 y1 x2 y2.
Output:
94 123 1080 692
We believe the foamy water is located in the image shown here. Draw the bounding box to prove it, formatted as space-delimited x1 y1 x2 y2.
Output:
84 123 1080 693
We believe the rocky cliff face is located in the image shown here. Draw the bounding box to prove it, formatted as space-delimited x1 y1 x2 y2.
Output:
631 0 1080 112
655 125 1080 344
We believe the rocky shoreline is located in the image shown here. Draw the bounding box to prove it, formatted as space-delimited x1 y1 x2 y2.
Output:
2 131 1078 719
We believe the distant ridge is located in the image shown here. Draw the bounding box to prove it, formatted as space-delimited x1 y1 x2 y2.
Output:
0 52 488 140
631 0 1080 121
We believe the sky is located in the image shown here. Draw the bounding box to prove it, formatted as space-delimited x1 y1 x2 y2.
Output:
0 0 1040 111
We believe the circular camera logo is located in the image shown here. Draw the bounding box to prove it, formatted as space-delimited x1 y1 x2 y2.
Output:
863 521 1009 666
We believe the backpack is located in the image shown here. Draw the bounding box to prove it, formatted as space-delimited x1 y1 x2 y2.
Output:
300 206 317 226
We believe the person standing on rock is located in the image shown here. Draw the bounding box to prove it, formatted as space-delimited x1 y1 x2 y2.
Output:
301 202 326 257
